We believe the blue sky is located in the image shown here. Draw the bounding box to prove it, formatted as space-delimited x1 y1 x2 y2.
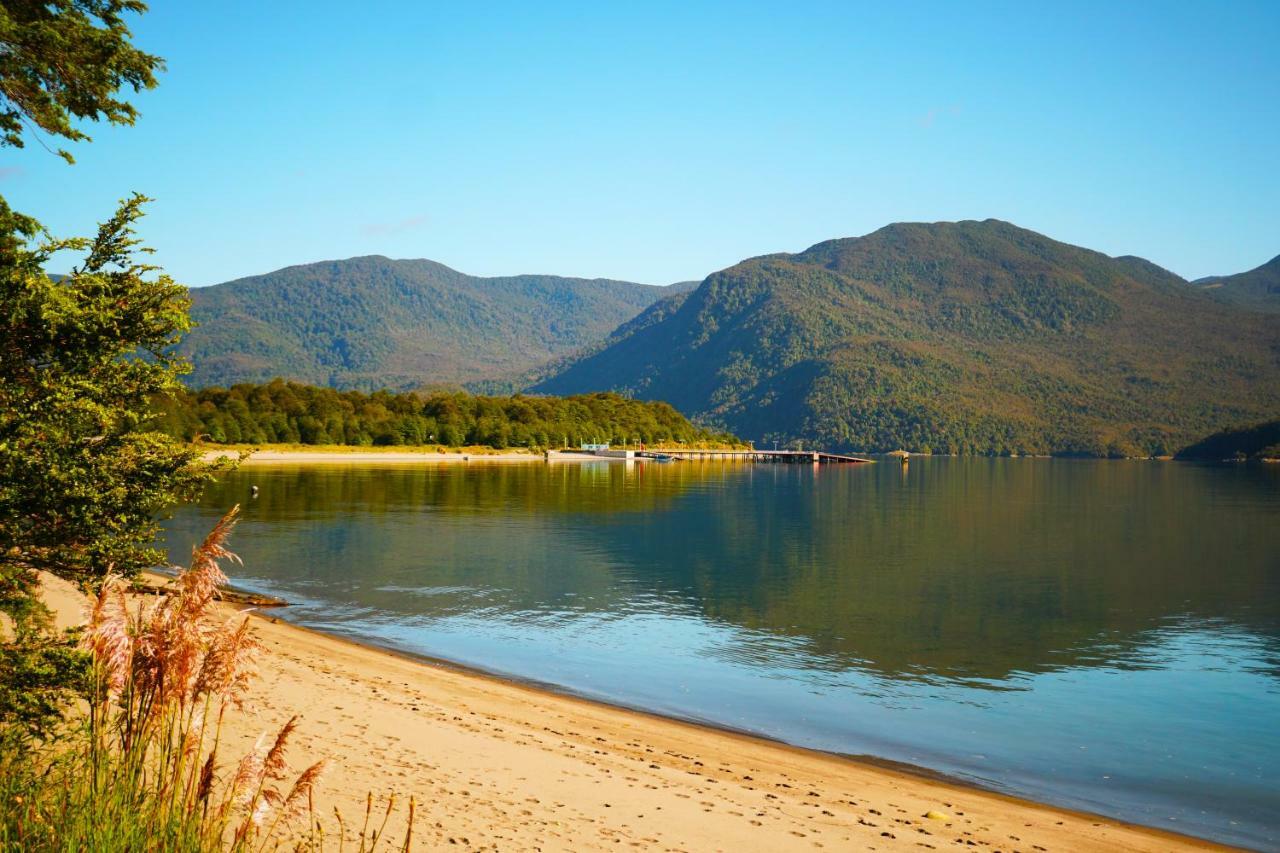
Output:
3 1 1278 286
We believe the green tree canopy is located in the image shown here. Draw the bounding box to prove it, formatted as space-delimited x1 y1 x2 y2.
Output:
0 0 162 162
156 382 742 451
0 195 217 594
0 0 218 747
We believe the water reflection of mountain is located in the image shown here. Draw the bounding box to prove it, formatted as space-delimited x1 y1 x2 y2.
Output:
601 460 1280 684
168 460 1280 687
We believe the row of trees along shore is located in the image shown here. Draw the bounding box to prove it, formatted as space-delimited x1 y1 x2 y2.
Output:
155 382 743 449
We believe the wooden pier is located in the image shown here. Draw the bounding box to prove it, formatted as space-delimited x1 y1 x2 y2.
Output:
636 449 873 464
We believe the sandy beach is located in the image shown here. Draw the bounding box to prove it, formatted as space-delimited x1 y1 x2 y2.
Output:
197 448 672 465
200 447 548 465
41 575 1225 852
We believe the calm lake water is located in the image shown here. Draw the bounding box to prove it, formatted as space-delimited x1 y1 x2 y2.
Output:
164 459 1280 849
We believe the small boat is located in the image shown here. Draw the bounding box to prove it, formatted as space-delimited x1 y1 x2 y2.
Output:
650 453 676 463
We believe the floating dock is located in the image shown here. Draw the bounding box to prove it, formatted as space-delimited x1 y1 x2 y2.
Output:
619 449 875 464
649 449 871 464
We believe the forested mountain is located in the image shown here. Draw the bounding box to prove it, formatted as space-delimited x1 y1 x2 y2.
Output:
534 220 1280 456
1194 254 1280 313
155 382 739 449
178 256 680 390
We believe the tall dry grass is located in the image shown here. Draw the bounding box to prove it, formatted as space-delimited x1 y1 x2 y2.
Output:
0 506 414 851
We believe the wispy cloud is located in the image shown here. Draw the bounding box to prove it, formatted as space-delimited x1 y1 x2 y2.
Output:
919 104 962 129
361 214 428 237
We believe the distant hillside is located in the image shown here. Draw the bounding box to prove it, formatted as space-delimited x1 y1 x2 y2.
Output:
534 220 1280 456
179 256 679 390
1176 421 1280 461
1194 254 1280 313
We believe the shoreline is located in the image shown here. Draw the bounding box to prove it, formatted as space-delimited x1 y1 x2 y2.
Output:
96 572 1231 850
156 570 980 790
201 447 545 464
198 448 725 465
228 605 1233 851
197 446 1267 466
238 610 1233 852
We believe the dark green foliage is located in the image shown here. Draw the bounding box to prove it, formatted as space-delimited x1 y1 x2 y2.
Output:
0 197 221 739
155 381 739 449
0 591 85 740
0 0 194 771
1175 420 1280 461
179 256 685 391
535 219 1280 456
0 195 220 738
1193 254 1280 313
0 0 162 163
0 196 219 593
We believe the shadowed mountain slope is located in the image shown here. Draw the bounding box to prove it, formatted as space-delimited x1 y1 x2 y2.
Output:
1176 420 1280 461
1194 254 1280 313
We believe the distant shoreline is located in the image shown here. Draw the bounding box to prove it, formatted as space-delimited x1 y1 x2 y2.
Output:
198 445 748 465
199 445 1265 465
201 447 545 464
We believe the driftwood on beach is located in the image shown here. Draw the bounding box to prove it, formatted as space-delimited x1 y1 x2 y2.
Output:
134 576 289 608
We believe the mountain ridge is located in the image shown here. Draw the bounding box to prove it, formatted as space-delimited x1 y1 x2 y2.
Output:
533 219 1280 456
1193 254 1280 313
179 255 686 390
